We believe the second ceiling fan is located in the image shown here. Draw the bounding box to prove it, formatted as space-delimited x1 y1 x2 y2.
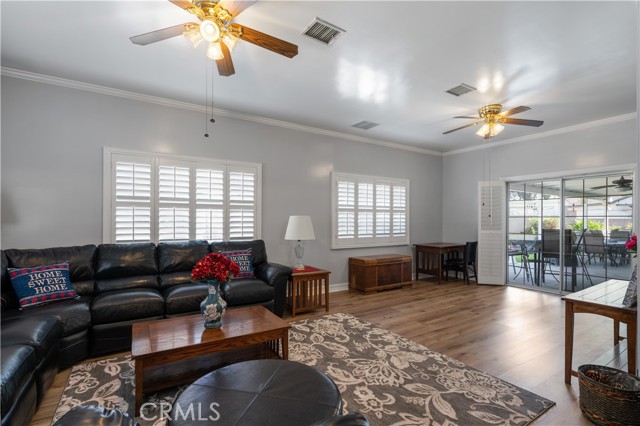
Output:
130 0 298 77
443 104 544 139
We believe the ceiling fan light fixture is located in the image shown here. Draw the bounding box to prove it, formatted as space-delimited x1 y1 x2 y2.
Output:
183 25 203 48
222 33 239 52
206 41 224 60
476 122 504 138
200 19 221 42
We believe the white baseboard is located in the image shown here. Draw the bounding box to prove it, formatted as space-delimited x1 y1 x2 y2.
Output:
330 282 349 293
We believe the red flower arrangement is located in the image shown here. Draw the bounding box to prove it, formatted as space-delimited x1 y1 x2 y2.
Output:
626 234 637 257
191 252 240 282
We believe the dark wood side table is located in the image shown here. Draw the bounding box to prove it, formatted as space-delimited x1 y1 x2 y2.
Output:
287 266 330 317
414 242 465 284
562 279 637 383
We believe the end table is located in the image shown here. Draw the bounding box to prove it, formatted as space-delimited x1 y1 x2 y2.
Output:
287 266 330 317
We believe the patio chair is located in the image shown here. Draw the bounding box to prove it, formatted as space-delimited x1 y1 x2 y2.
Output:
584 231 606 264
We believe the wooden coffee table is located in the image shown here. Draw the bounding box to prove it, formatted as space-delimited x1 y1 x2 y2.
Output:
131 305 290 415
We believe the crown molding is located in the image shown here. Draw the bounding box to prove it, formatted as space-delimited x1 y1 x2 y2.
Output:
443 112 638 157
1 67 442 157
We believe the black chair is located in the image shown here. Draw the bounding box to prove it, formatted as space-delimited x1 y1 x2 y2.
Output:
445 241 478 285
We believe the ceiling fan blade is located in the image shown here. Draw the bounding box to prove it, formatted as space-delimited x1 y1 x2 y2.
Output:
169 0 204 17
130 23 195 45
216 43 236 76
453 116 479 119
232 24 298 58
217 0 257 19
590 184 615 190
499 106 531 117
442 121 483 135
501 117 544 127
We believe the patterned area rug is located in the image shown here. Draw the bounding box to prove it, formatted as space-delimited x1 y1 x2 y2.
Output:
53 313 554 426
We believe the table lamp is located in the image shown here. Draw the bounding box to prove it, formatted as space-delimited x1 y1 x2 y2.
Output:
285 215 315 270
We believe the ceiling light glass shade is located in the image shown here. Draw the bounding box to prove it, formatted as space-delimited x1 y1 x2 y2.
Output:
222 33 239 51
476 122 505 138
183 26 203 48
206 42 225 60
200 19 221 42
491 123 505 136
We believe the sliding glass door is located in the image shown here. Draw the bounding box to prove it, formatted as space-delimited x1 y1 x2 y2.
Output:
507 172 633 294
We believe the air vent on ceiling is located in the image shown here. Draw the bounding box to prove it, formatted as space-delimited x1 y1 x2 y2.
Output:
352 121 379 130
446 83 477 97
302 18 346 45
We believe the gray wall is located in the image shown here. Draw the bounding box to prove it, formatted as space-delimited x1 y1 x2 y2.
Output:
1 76 443 285
442 118 638 243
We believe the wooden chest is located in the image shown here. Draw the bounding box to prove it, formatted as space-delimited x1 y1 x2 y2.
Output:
348 254 413 294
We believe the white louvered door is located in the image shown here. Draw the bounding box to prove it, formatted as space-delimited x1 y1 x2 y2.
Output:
478 181 506 285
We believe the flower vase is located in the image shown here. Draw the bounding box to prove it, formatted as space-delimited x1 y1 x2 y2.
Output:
200 280 227 328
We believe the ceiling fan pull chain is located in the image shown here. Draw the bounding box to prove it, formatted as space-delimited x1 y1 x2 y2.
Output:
204 53 210 138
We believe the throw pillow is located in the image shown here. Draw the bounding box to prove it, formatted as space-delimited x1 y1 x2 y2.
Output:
8 262 78 309
221 249 254 279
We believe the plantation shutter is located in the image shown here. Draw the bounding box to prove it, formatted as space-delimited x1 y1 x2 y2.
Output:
332 172 410 248
157 162 190 241
113 157 152 242
477 181 506 285
195 167 225 241
104 149 261 243
228 167 256 240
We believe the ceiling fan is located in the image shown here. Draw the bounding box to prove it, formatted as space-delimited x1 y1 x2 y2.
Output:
591 176 633 191
442 104 544 139
129 0 298 77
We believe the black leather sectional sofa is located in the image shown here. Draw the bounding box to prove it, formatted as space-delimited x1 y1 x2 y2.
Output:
0 239 291 426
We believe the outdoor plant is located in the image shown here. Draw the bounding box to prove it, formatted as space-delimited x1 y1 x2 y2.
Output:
626 234 637 257
191 252 240 282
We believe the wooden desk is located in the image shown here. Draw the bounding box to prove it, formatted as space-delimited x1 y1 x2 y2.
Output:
414 243 465 284
287 266 330 317
562 279 637 383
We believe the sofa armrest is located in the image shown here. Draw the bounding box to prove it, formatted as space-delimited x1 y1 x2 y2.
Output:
254 262 292 317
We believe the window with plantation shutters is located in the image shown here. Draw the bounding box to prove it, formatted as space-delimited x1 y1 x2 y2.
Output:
104 148 261 244
332 172 410 248
113 158 152 242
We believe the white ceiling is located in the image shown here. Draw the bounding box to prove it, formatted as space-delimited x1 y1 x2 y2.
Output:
1 1 637 153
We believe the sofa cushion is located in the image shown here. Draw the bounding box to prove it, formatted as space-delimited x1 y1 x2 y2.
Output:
8 262 78 309
4 245 97 296
0 297 92 337
96 243 158 279
158 240 209 274
221 249 255 279
91 289 164 324
1 316 61 358
163 283 208 315
159 271 192 289
1 345 38 418
222 279 274 306
1 250 18 312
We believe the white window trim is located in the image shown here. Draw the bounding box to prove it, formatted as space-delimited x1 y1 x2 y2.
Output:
103 147 262 243
331 171 410 249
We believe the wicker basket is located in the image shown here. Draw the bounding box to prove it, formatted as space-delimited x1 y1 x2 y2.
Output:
578 364 640 425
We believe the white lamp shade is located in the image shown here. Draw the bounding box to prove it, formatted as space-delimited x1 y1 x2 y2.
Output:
285 216 315 240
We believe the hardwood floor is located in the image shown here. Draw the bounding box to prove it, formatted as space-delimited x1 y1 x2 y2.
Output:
30 278 625 425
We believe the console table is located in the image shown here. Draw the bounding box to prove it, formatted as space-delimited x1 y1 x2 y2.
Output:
562 279 637 383
414 243 465 284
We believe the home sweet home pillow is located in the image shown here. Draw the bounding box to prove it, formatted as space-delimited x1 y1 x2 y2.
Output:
221 249 254 279
8 262 78 309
